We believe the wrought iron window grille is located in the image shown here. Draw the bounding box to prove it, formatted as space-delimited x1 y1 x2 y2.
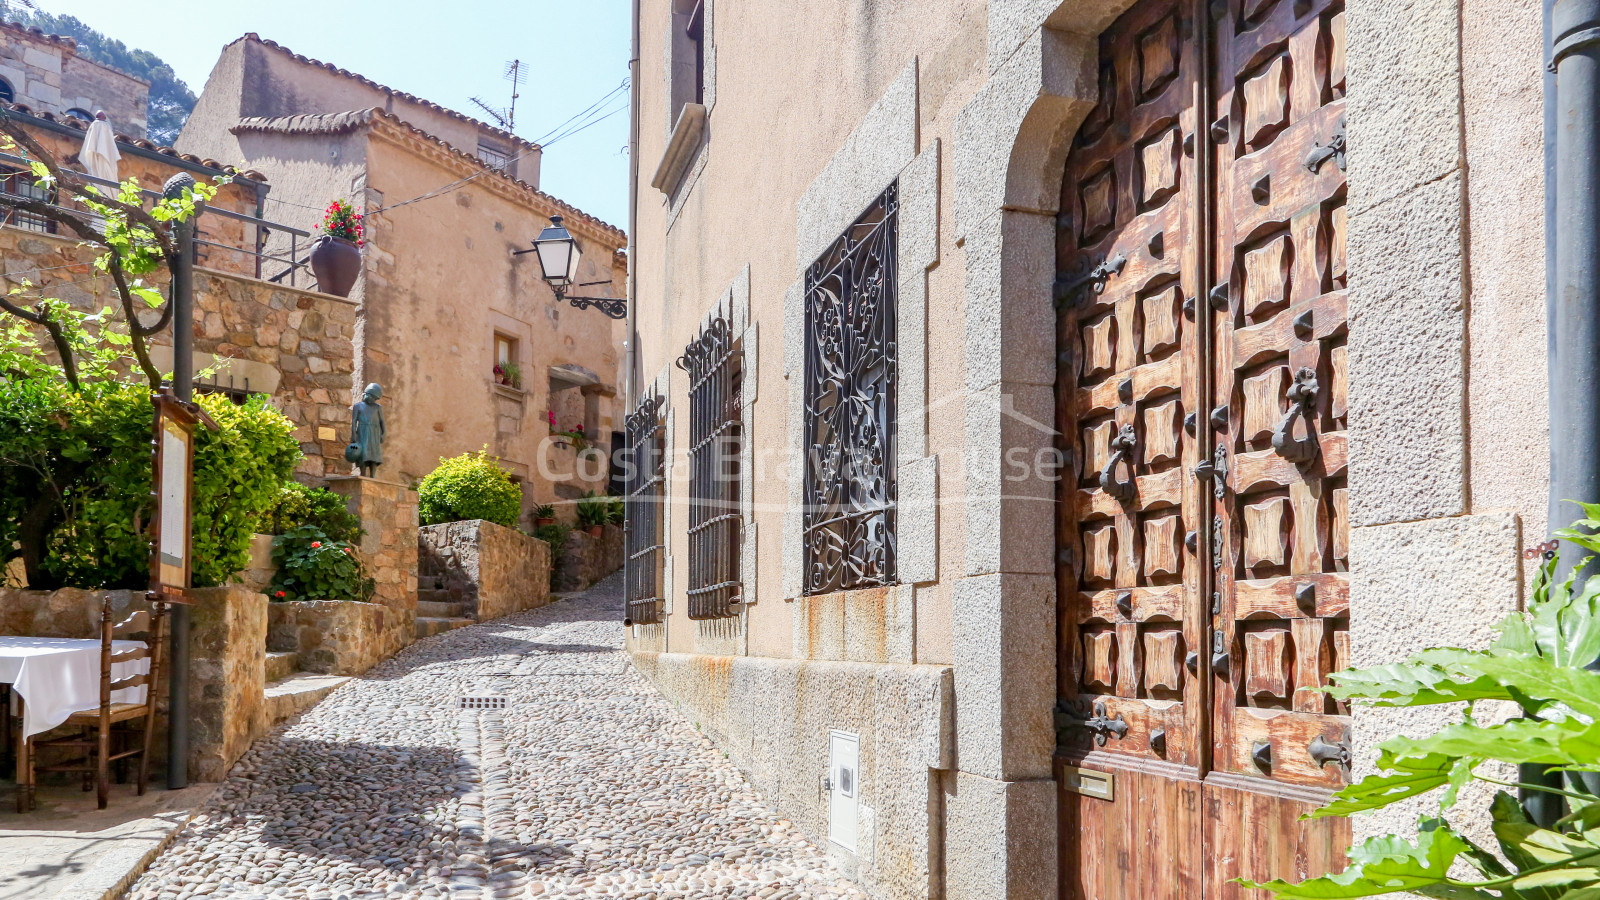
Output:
678 314 743 620
623 394 667 626
802 181 899 596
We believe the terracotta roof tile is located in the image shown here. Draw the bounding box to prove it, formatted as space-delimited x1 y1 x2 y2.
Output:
236 34 539 153
233 110 377 137
0 21 76 51
2 101 267 181
231 108 623 242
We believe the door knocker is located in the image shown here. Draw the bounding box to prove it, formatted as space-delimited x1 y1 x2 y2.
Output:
1099 425 1138 501
1271 367 1321 463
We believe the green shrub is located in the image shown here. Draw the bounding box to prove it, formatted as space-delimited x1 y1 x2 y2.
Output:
1250 506 1600 899
605 496 624 526
0 379 300 590
531 523 569 557
417 450 522 528
575 491 610 528
267 525 373 603
530 523 570 590
258 481 363 543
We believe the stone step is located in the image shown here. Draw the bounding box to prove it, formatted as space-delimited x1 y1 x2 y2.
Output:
265 650 299 683
264 673 351 728
417 574 443 590
417 588 454 604
415 616 474 639
416 599 466 618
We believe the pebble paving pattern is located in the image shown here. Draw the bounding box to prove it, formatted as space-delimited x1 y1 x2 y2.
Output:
128 573 867 900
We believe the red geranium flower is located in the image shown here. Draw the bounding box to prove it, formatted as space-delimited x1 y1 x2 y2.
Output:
311 541 322 549
274 590 286 598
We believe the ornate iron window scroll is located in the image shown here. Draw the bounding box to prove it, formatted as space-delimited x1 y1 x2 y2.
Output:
802 182 898 595
678 314 743 619
624 394 666 625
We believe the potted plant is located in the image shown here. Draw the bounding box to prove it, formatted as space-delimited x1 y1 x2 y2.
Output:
503 361 521 389
533 503 556 526
310 199 364 298
575 492 608 537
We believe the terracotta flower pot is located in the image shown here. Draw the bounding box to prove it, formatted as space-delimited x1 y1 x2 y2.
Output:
586 525 604 538
309 235 361 298
536 517 555 526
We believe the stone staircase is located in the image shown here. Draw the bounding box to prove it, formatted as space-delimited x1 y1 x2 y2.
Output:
414 574 474 638
261 649 350 728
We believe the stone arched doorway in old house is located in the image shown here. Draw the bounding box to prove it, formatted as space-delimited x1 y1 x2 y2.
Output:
1051 0 1351 894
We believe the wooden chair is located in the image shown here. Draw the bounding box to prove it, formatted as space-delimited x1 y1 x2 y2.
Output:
29 598 166 810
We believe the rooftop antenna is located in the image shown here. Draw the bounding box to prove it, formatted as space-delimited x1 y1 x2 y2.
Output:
470 59 525 133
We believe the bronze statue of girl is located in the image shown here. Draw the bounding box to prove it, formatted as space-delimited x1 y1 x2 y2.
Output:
346 383 386 478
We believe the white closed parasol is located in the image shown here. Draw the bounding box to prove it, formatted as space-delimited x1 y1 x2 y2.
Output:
79 111 120 185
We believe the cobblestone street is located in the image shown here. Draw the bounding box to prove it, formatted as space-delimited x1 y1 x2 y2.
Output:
128 575 866 900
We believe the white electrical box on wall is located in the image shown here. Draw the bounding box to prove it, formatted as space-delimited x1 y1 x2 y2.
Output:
828 730 859 852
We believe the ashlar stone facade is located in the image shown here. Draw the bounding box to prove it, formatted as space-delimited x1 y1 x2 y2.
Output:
0 21 149 138
629 0 1551 897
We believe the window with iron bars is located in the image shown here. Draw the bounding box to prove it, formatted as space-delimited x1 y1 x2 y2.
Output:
477 141 511 173
0 167 56 234
677 314 742 619
623 394 667 626
802 181 898 595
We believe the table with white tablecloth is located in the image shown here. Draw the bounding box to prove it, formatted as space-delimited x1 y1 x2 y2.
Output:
0 636 150 739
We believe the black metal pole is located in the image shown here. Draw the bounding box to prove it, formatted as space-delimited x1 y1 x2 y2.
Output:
163 172 196 791
1531 0 1600 824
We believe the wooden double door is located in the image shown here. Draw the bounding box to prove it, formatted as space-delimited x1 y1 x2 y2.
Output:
1053 0 1351 896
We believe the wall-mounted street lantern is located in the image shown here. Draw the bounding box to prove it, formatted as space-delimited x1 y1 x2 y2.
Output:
515 215 627 319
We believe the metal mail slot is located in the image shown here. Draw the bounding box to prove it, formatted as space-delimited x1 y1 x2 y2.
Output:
1060 765 1115 801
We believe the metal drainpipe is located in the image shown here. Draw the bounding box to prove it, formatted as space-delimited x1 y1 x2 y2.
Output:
624 0 642 638
628 0 641 415
1532 0 1600 824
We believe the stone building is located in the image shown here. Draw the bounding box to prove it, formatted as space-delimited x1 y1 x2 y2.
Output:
625 0 1546 899
0 96 359 479
176 36 628 520
0 20 150 138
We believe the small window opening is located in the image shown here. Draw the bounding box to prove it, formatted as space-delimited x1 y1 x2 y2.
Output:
494 333 520 388
687 0 705 105
478 140 510 172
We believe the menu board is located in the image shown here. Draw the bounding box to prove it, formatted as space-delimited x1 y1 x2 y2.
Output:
150 390 201 603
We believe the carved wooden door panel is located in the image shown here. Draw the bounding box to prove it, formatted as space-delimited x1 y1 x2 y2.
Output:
1055 0 1350 896
1205 0 1350 894
1054 0 1206 896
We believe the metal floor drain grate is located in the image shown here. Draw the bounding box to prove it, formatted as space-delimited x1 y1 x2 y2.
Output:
458 695 508 710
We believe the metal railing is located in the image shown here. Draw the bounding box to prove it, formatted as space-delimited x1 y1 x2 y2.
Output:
0 150 316 288
624 394 667 626
678 314 743 620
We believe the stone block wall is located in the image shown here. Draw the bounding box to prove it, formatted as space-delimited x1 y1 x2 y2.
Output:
187 586 267 782
418 520 551 621
267 599 394 676
0 226 358 479
630 653 953 900
326 476 418 656
552 523 624 593
238 533 275 593
0 585 267 783
0 26 147 136
190 269 358 479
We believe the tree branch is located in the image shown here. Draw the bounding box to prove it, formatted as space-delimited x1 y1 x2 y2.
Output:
0 293 78 388
0 114 174 259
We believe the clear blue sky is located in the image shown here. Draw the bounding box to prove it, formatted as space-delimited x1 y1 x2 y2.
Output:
48 0 633 231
